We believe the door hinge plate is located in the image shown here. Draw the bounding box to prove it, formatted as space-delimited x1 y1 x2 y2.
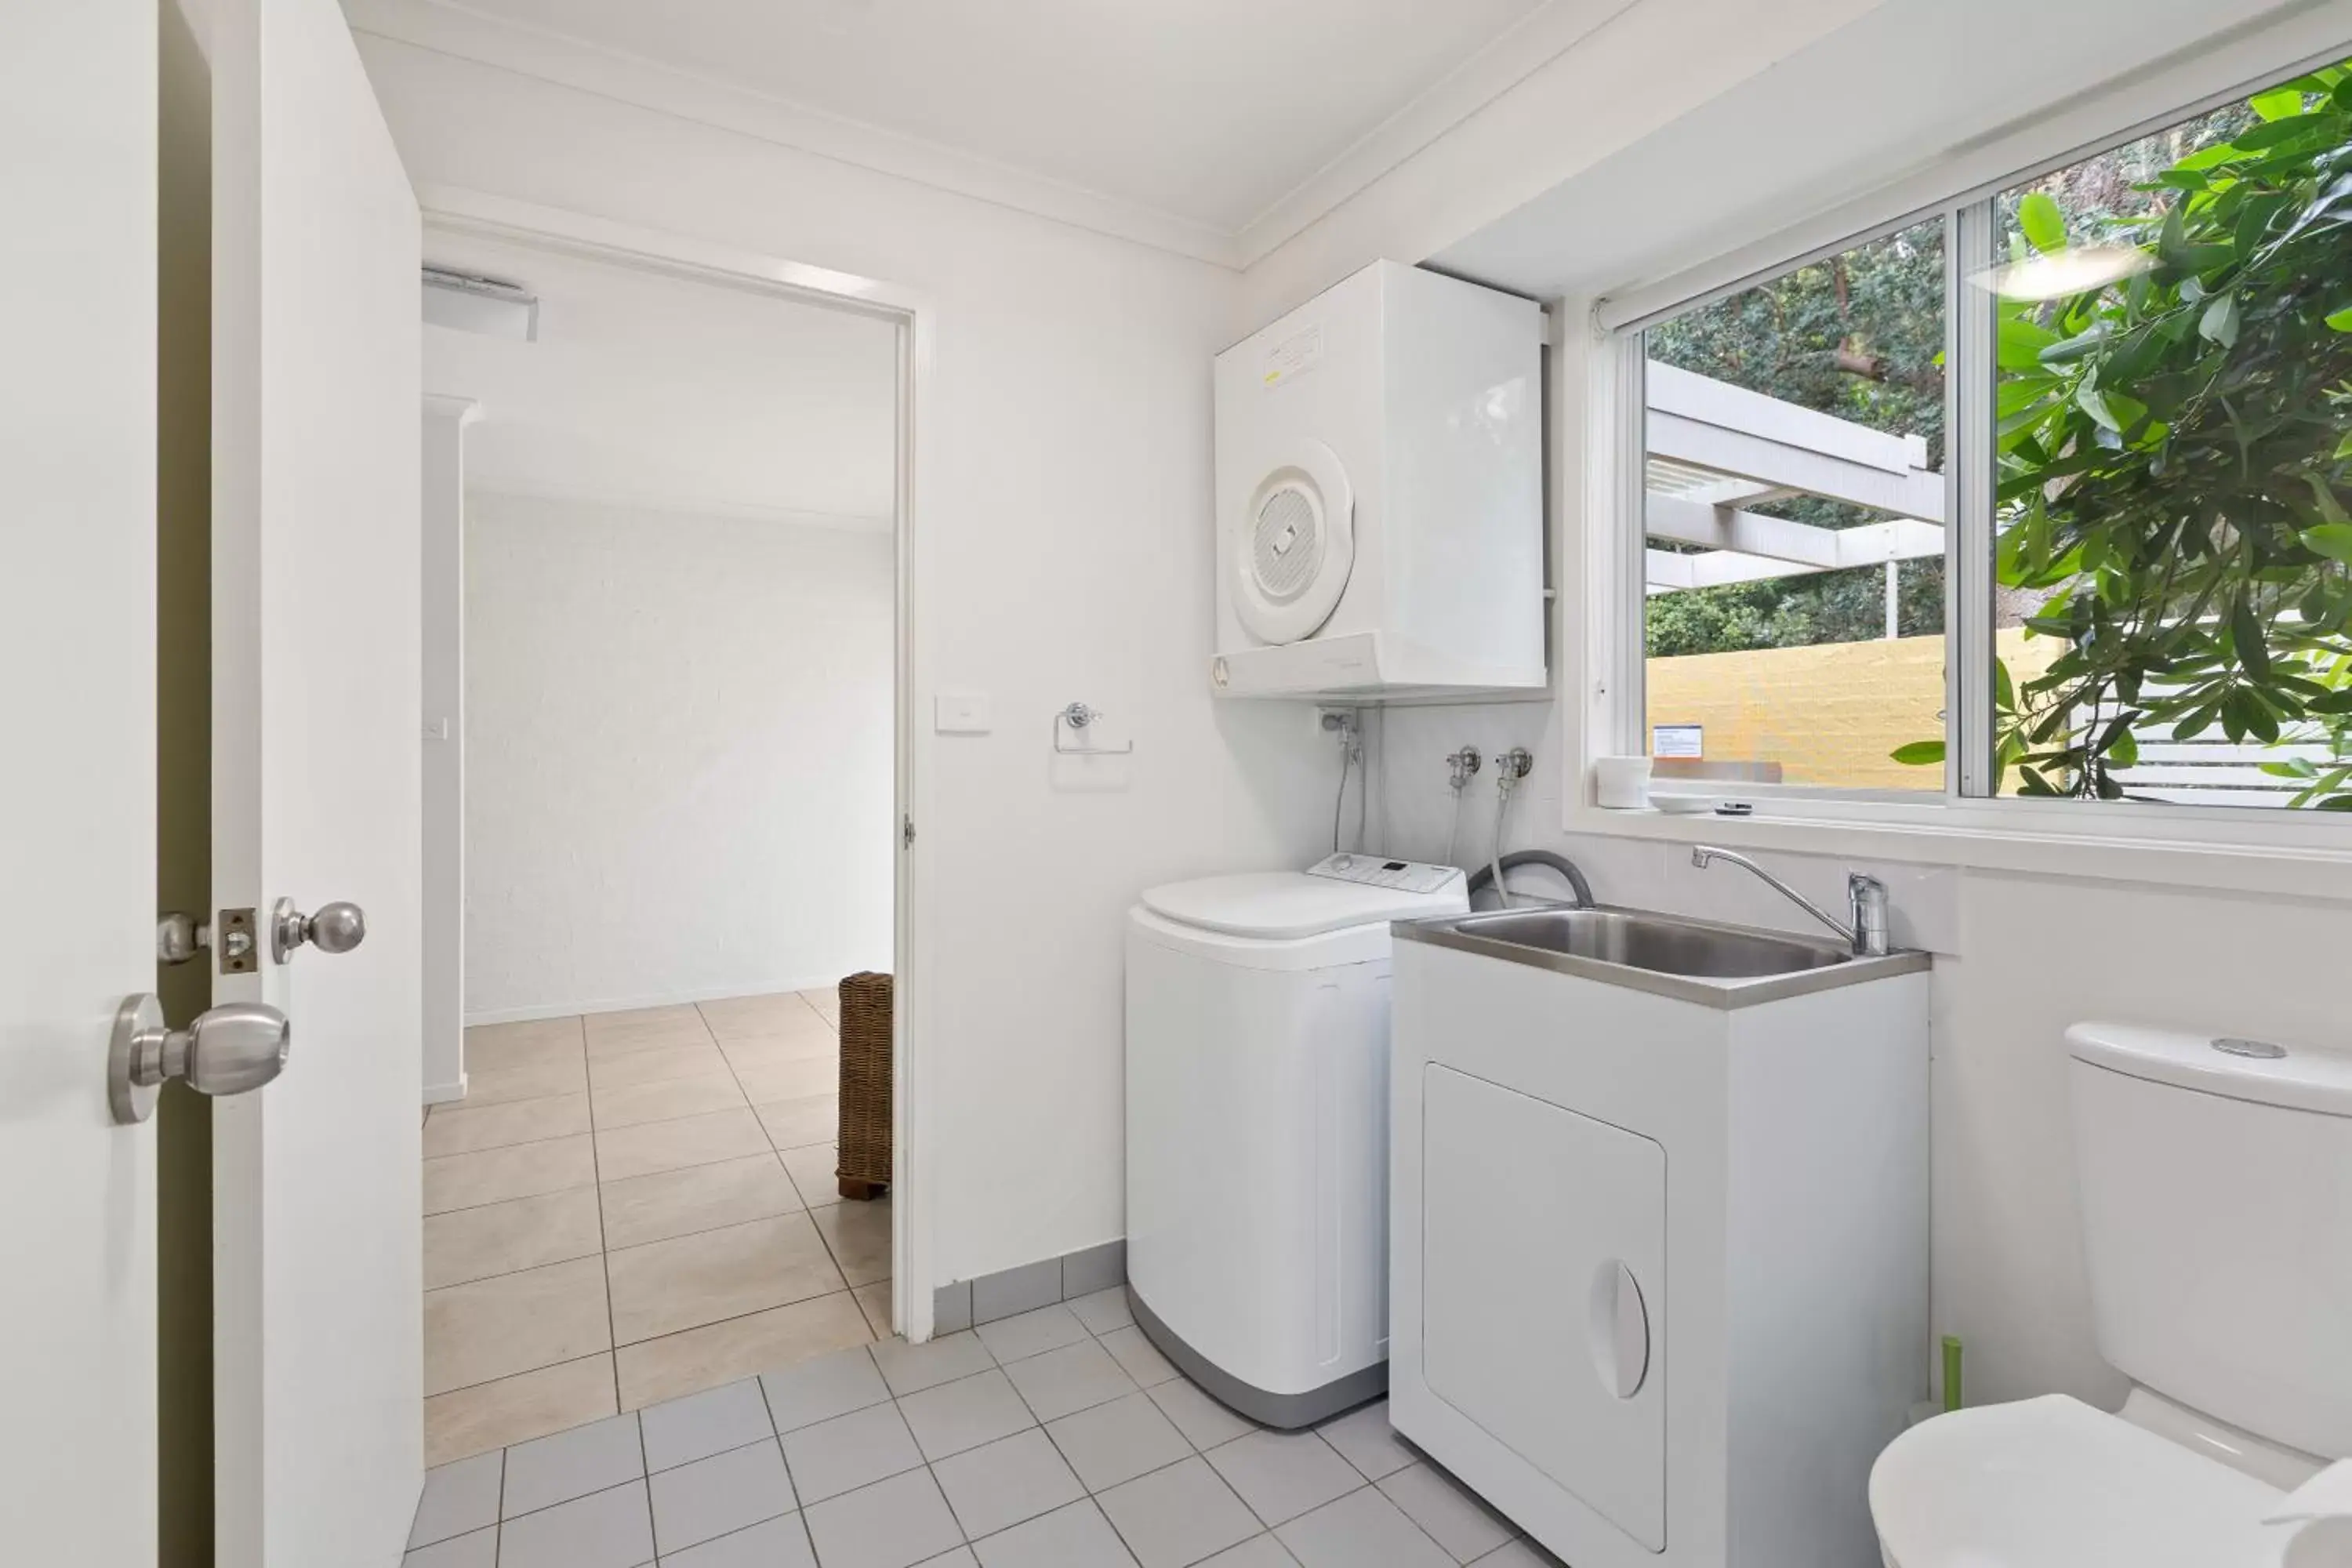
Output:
217 907 259 975
902 814 916 848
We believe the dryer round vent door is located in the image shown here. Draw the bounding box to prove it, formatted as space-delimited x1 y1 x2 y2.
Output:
1234 441 1353 644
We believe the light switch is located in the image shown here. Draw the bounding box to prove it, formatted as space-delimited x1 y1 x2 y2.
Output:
935 693 991 734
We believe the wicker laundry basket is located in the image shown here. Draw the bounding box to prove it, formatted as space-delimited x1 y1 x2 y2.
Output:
835 972 893 1201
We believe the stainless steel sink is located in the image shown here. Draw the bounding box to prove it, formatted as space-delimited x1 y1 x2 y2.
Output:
1453 908 1847 977
1394 905 1927 1008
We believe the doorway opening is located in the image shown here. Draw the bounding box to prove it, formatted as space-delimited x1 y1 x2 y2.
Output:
412 205 920 1465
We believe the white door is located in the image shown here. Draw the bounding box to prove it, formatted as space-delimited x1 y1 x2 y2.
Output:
209 0 424 1561
0 4 164 1560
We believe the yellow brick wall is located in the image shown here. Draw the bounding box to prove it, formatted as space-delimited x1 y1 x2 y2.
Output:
1646 630 2046 790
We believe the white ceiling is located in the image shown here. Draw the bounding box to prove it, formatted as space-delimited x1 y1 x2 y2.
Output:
356 0 1617 261
423 228 897 524
1438 0 2318 303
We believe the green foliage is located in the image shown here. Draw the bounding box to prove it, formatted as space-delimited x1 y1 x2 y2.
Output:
1646 219 1947 656
1645 558 1944 655
1978 64 2352 807
1648 220 1948 464
2017 192 2068 255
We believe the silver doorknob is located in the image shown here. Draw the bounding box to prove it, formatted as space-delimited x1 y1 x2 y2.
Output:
109 994 292 1124
271 897 367 963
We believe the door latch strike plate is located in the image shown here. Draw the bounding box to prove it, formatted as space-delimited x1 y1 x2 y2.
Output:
217 907 258 975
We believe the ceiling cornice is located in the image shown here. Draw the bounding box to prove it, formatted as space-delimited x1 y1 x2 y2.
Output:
347 0 1642 275
1232 0 1643 267
344 0 1246 267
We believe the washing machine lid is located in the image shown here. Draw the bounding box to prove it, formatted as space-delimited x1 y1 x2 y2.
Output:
1869 1396 2283 1568
1139 871 1465 940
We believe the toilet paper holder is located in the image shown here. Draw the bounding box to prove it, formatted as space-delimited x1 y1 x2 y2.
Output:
1053 702 1133 756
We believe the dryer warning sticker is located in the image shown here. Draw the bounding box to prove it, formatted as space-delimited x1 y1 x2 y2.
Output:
1262 325 1323 390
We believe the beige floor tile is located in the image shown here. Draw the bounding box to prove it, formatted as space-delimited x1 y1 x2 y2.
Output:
423 1186 604 1290
698 992 826 1041
464 1017 584 1074
811 1198 892 1289
425 1254 612 1396
797 988 843 1026
589 1002 703 1033
423 1092 590 1160
781 1143 845 1208
720 1030 839 1072
599 1152 802 1250
753 1094 839 1152
615 1292 873 1410
853 1281 893 1338
424 1134 597 1215
591 1071 747 1131
595 1107 770 1182
424 1353 617 1467
583 1005 713 1059
731 1055 837 1107
586 1040 729 1090
605 1211 848 1345
462 1054 589 1109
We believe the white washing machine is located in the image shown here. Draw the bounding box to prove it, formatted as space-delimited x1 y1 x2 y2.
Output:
1124 852 1468 1425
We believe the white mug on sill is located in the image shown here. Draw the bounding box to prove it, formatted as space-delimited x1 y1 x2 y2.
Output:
1594 755 1653 809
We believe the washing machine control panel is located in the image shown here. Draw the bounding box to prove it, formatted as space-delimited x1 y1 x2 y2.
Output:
1306 852 1461 895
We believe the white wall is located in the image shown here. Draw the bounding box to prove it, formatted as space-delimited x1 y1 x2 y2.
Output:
353 30 1339 1287
1347 0 2352 1414
463 492 897 1018
420 397 472 1095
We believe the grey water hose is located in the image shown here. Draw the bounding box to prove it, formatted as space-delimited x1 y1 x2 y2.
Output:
1465 849 1596 910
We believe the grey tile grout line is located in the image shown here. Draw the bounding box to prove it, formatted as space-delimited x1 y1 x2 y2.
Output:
958 1308 1473 1563
451 1293 1474 1568
750 1345 825 1563
630 1381 652 1552
430 1346 612 1407
694 996 838 1166
425 1008 854 1410
427 1073 836 1181
427 1276 877 1406
426 1036 1476 1560
434 1128 829 1220
688 996 877 1310
496 1472 645 1527
572 1013 628 1425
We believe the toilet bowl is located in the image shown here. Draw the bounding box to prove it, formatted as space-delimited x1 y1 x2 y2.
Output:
1867 1022 2350 1566
1871 1392 2301 1567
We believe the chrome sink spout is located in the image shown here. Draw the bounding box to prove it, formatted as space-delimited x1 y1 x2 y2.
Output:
1690 846 1889 957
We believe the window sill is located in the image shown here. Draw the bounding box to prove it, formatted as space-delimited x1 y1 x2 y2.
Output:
1565 790 2352 902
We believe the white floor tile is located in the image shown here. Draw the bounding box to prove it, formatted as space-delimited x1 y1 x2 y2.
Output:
1276 1487 1451 1568
932 1429 1087 1541
801 1468 966 1568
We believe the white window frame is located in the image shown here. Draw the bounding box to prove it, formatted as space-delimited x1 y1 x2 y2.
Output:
1574 31 2352 895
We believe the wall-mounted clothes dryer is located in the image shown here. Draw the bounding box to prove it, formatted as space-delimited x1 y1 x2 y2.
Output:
1211 260 1545 702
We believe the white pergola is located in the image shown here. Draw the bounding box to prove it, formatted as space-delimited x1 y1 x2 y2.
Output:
1646 361 1943 637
